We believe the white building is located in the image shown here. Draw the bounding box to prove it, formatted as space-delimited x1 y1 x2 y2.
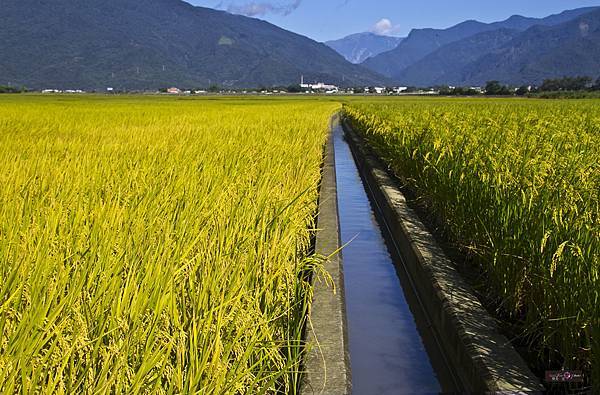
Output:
300 76 338 92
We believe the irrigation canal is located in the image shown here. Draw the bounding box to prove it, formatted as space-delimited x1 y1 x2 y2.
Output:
333 123 460 394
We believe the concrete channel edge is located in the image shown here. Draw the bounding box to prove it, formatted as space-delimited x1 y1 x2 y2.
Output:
340 116 545 394
302 114 352 395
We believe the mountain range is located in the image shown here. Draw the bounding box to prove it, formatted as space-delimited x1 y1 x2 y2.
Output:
2 1 599 90
325 33 403 64
453 10 600 86
0 0 387 90
360 7 600 86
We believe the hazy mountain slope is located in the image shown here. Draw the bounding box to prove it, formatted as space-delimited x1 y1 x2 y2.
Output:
396 29 521 86
460 9 600 86
362 7 599 78
362 20 490 77
0 0 387 89
325 33 403 63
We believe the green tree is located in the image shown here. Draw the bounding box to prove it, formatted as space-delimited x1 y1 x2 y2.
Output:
485 81 511 95
592 77 600 91
515 86 529 96
540 76 592 91
286 84 301 93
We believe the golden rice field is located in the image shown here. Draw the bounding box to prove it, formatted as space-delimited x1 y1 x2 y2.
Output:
0 95 339 393
343 98 599 384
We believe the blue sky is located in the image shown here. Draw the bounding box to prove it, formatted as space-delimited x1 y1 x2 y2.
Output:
187 0 600 42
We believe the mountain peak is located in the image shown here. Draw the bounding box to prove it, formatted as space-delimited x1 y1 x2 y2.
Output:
325 32 403 64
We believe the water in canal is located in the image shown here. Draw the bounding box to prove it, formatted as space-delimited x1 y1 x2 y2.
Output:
333 124 448 395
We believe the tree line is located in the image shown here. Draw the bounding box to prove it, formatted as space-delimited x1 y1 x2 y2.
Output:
488 76 600 95
0 85 25 93
438 76 600 97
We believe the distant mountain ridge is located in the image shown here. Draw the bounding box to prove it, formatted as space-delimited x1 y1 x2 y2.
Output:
0 0 388 89
325 33 403 64
458 9 600 86
362 7 600 84
364 20 495 78
395 28 521 86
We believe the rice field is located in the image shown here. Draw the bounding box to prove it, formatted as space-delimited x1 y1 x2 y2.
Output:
343 98 599 385
0 95 339 393
2 94 598 392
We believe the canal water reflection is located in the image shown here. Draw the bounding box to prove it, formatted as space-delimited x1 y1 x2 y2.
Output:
334 124 443 395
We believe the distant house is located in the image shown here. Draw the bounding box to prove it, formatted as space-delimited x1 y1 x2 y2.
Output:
167 87 181 94
374 87 386 94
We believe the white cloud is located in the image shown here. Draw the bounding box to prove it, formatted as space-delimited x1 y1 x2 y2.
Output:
219 0 302 17
370 18 401 36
